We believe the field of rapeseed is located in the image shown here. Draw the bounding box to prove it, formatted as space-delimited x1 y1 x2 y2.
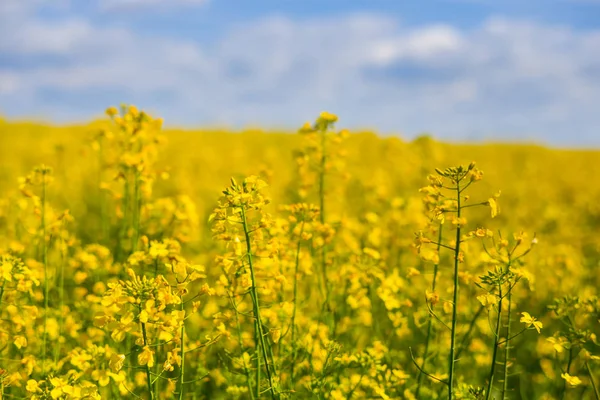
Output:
0 106 598 399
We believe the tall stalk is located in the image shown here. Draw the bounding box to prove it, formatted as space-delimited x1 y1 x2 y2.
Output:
41 172 49 373
232 295 255 399
501 288 512 400
241 206 277 400
416 226 442 397
290 221 305 387
448 182 462 399
55 227 66 364
178 300 186 400
586 362 600 400
318 128 329 305
456 305 486 361
485 285 503 400
141 318 154 399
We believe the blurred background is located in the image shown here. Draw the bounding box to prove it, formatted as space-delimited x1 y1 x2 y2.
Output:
1 0 599 147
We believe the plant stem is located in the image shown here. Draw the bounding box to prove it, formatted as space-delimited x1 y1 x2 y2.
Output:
232 295 255 399
41 174 49 374
178 301 185 400
456 305 486 361
586 362 600 400
290 221 305 387
448 182 462 399
55 229 66 364
485 284 503 400
561 346 574 400
318 127 330 309
154 336 161 396
501 287 513 400
416 225 442 398
255 319 261 399
141 321 154 399
241 206 277 400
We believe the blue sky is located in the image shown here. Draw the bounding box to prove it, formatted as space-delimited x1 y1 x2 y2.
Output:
1 0 599 146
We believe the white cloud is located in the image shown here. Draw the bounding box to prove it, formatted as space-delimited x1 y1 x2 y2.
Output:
0 7 599 146
369 25 464 66
0 72 20 95
99 0 209 11
1 20 93 55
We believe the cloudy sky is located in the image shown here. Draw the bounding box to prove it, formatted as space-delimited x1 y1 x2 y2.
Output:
1 0 599 146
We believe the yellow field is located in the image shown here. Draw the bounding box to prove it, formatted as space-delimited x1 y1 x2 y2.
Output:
0 107 598 399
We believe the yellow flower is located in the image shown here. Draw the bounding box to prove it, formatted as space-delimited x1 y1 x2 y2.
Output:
49 377 73 399
451 217 468 226
271 328 281 344
149 241 169 258
318 111 338 123
138 346 155 368
26 380 40 392
298 121 314 133
426 290 439 306
547 337 568 353
487 198 499 218
109 354 126 372
477 293 497 309
128 105 139 116
406 267 420 278
561 373 582 387
14 335 27 349
0 259 13 281
105 106 119 117
520 312 543 333
363 247 381 260
92 369 111 387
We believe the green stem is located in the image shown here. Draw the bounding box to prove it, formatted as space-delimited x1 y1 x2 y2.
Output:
241 206 277 400
178 301 185 400
561 346 574 400
318 128 329 306
0 284 5 311
154 336 161 396
255 319 261 399
456 305 486 361
55 230 66 364
232 295 255 399
485 284 503 400
141 321 155 399
318 129 326 226
41 174 49 374
448 182 462 399
586 362 600 400
290 221 305 387
416 225 442 398
501 287 513 400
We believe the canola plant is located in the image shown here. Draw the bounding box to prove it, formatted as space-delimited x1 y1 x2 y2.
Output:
0 106 598 399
